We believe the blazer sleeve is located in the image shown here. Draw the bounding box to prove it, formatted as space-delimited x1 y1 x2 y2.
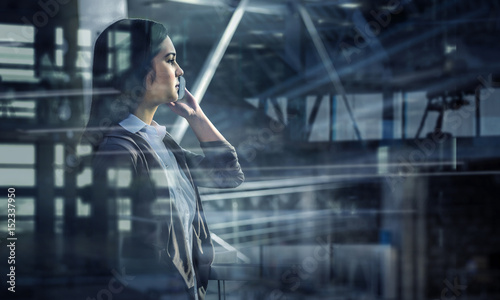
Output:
183 140 245 189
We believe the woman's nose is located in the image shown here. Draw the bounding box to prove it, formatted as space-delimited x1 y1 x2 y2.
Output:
176 66 184 77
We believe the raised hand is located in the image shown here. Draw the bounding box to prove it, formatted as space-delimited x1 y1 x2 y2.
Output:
166 88 225 142
166 89 201 119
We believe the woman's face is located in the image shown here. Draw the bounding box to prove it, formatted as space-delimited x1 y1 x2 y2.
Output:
142 36 184 106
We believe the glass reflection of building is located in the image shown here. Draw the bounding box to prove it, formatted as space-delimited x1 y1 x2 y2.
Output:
0 0 499 299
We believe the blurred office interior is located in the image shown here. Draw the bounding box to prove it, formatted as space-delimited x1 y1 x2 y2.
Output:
0 0 499 299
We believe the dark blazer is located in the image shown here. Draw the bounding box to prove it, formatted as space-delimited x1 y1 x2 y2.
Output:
91 126 244 299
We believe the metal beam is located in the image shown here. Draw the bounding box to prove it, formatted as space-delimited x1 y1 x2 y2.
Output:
352 9 394 139
170 0 249 142
249 1 480 101
35 141 55 235
297 4 362 140
210 232 251 263
164 0 285 15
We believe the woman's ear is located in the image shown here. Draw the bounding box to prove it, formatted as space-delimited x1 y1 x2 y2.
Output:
145 69 155 88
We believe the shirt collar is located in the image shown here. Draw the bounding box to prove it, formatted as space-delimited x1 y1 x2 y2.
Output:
119 113 167 139
150 119 167 139
119 113 147 134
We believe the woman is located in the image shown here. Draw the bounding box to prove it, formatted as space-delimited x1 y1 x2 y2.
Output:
84 18 244 300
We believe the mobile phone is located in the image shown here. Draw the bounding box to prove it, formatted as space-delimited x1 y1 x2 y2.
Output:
178 76 186 100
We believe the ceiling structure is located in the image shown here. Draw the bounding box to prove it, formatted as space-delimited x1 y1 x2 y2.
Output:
124 0 500 145
128 0 500 99
0 0 498 142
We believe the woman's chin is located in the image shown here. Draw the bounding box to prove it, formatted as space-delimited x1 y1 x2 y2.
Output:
160 94 178 103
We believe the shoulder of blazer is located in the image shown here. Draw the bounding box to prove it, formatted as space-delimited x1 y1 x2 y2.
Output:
101 127 149 172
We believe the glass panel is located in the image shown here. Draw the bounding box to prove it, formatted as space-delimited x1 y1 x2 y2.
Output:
56 49 63 66
0 24 34 43
78 29 91 47
76 50 91 68
0 144 34 164
77 197 90 216
77 168 92 187
0 68 36 82
0 46 34 65
56 27 63 45
0 169 35 186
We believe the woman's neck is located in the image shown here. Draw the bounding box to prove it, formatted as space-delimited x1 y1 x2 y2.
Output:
133 104 158 125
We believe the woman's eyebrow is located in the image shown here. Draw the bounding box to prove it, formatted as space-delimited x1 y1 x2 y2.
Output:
165 52 176 58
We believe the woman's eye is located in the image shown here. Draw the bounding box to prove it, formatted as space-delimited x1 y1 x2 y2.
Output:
167 59 176 65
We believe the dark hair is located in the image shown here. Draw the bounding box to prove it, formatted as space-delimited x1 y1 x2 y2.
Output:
83 18 168 149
